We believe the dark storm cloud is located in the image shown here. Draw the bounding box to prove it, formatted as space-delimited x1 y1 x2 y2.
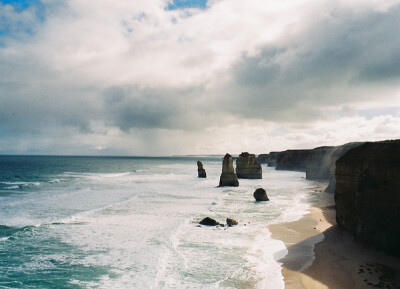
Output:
102 85 216 132
228 4 400 121
1 1 400 155
103 86 179 130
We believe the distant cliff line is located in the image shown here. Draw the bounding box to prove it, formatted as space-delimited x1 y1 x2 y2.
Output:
257 142 365 193
259 139 400 257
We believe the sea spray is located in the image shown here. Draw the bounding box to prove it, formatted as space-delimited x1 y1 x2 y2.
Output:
0 156 317 288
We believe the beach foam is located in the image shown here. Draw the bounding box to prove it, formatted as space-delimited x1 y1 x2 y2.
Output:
0 156 317 288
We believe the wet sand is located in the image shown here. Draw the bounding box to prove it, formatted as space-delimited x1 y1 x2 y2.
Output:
270 186 400 289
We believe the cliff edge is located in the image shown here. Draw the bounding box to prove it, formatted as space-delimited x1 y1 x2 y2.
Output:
335 140 400 257
276 149 311 171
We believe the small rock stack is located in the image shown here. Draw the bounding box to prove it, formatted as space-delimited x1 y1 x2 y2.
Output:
197 161 207 178
219 154 239 187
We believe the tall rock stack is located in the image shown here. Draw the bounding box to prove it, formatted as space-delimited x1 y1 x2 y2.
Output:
236 152 262 179
197 161 207 178
335 140 400 257
219 154 239 187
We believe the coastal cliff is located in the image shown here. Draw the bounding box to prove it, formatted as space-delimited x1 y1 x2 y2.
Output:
323 142 363 193
335 140 400 257
236 152 262 179
256 154 269 164
276 150 311 171
257 152 279 167
267 152 279 167
305 146 335 180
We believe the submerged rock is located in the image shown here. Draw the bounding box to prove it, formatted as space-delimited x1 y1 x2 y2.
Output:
236 152 262 179
226 218 238 226
219 154 239 187
197 161 207 178
253 188 269 201
199 217 219 226
335 140 400 257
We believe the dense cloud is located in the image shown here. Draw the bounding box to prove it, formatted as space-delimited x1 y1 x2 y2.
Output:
0 0 400 155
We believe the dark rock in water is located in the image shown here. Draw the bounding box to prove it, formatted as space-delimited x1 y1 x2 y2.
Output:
199 217 219 226
253 188 269 201
335 140 400 257
276 149 312 171
236 152 262 179
219 154 239 187
226 218 238 226
197 160 207 178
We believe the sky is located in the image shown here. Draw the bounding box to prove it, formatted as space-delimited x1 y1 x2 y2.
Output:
1 0 400 156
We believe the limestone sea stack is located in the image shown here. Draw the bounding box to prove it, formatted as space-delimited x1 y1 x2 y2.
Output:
219 154 239 187
335 140 400 257
236 152 262 179
197 161 206 178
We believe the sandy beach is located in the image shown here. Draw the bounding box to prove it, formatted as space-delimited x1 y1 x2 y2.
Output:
270 185 400 289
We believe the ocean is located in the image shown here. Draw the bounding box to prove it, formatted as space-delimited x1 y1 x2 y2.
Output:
0 155 318 289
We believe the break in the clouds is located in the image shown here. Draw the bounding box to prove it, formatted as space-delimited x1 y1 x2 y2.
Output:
1 0 400 155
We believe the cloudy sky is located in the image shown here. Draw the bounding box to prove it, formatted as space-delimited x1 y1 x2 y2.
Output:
1 0 400 156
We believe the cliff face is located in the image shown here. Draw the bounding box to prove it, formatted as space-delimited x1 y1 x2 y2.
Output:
305 146 335 180
324 142 363 193
276 150 312 171
256 154 269 164
219 154 239 187
256 152 279 167
267 152 279 167
236 152 262 179
335 140 400 257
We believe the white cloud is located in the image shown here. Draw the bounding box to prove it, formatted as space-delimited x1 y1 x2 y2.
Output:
1 0 400 155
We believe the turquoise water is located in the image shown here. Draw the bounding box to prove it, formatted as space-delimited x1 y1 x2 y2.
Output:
0 156 316 288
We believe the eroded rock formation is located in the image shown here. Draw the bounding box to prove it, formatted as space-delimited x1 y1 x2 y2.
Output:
219 154 239 187
236 152 262 179
197 161 206 178
335 140 400 257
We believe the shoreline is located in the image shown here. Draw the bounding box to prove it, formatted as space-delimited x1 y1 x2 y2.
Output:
269 185 400 289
